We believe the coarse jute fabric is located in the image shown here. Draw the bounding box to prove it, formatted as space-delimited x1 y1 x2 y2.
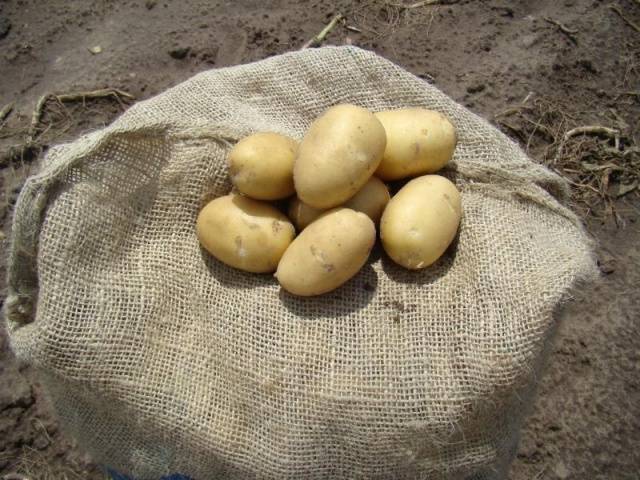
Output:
4 46 597 480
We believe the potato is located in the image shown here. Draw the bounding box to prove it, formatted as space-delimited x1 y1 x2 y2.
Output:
374 108 457 181
294 104 386 209
197 194 295 273
228 132 298 200
288 196 325 231
288 177 390 231
343 176 390 225
380 175 461 269
276 208 376 296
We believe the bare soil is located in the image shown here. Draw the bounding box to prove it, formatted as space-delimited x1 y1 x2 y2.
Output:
1 0 639 478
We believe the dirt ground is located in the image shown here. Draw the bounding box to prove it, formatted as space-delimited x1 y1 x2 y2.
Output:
1 0 639 478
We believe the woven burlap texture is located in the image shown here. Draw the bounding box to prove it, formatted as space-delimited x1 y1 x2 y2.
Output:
5 46 597 480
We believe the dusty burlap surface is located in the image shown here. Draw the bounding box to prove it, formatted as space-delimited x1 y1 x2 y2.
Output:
4 46 597 479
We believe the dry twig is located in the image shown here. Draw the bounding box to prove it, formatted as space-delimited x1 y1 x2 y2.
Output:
55 88 135 103
493 92 534 119
563 125 620 141
556 125 620 162
388 0 440 8
2 88 134 168
609 4 640 32
0 102 14 124
302 13 344 48
2 474 32 480
27 88 135 144
544 16 579 43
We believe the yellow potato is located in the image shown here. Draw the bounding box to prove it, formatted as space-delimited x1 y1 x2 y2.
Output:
276 208 376 296
287 196 325 231
197 194 295 273
343 176 390 225
294 104 386 209
374 108 457 181
380 175 461 269
288 177 390 231
228 132 298 200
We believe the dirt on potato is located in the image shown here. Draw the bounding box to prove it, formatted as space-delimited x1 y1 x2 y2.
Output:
1 0 639 479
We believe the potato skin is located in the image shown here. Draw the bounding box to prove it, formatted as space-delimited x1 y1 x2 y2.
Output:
276 208 376 296
374 109 457 181
343 176 390 225
287 196 325 231
294 104 386 209
380 175 461 269
197 194 295 273
228 132 298 200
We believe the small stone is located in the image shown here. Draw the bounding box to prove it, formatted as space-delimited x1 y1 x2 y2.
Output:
145 0 157 9
548 422 561 432
466 83 486 94
598 251 616 275
33 433 50 450
493 6 514 17
553 460 570 479
516 437 538 458
599 261 615 275
88 45 102 54
577 59 598 74
169 46 190 59
0 18 11 39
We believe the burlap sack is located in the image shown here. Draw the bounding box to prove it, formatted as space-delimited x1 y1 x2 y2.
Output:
4 46 597 479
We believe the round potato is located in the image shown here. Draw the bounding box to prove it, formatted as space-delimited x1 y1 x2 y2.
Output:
288 196 325 231
294 104 386 209
197 194 295 273
343 176 390 225
380 175 461 269
228 132 298 200
276 208 375 296
374 108 457 181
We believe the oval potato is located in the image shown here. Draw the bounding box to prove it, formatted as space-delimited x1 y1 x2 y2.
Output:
374 108 457 181
228 132 298 200
294 104 386 209
288 196 325 231
288 177 390 231
343 176 390 225
381 175 461 269
197 194 295 273
276 208 376 296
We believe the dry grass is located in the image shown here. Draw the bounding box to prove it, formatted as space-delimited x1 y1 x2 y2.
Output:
351 0 455 37
495 96 639 223
0 90 133 168
0 447 108 480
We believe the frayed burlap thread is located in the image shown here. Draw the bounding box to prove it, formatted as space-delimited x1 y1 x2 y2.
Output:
4 47 597 480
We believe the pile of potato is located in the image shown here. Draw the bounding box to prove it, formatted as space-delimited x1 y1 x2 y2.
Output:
197 104 461 296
